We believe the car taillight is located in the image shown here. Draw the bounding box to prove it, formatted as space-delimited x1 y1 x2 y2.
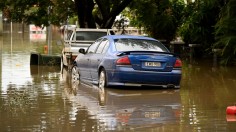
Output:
116 56 131 65
174 58 182 68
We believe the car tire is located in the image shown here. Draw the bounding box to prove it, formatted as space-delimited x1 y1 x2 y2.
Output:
98 69 107 105
71 65 80 82
99 69 107 88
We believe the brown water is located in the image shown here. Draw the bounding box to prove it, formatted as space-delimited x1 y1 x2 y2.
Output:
0 24 236 132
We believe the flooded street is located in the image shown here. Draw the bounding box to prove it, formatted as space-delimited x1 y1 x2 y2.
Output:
1 25 236 132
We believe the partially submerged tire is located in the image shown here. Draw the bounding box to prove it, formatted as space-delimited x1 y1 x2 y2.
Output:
99 69 107 88
98 69 107 105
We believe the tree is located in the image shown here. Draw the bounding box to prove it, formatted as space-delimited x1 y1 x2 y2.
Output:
214 0 236 65
74 0 133 28
178 0 223 58
74 0 96 28
0 0 75 27
128 0 185 43
0 0 132 29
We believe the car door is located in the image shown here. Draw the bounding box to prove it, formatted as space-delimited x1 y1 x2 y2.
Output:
89 39 110 83
79 39 102 81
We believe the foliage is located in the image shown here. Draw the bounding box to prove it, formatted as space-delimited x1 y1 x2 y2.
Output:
113 15 129 34
178 0 222 56
74 0 133 28
214 0 236 65
1 0 132 28
1 0 75 27
0 1 5 10
51 0 76 25
128 0 185 42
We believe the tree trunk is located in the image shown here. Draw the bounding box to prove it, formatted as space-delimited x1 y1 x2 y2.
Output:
75 0 133 29
74 0 96 28
95 0 133 29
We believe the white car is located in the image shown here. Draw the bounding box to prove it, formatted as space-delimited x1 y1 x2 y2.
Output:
60 24 77 32
61 28 114 68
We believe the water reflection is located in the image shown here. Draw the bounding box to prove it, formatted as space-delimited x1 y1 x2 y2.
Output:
61 68 182 131
180 63 236 131
1 53 32 91
1 65 62 132
0 25 66 131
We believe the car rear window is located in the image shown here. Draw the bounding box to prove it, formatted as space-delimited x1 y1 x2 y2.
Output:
114 38 169 52
76 31 107 41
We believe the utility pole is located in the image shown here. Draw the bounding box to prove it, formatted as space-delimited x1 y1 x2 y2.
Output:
0 11 2 36
47 6 52 55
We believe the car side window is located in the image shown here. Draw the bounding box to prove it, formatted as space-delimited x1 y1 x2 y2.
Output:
96 39 109 54
101 41 109 54
86 39 103 53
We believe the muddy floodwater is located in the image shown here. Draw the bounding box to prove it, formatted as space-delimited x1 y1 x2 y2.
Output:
1 25 236 132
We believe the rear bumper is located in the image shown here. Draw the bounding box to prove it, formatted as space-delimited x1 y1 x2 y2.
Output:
106 67 181 88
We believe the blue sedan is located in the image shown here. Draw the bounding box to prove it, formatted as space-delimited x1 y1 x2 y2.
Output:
72 35 182 89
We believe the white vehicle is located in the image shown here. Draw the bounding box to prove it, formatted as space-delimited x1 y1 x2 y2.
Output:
60 24 77 33
61 28 114 68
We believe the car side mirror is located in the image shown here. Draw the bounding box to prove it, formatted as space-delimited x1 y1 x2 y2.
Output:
79 48 85 54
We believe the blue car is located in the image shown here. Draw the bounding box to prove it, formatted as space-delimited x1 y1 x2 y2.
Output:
72 35 182 89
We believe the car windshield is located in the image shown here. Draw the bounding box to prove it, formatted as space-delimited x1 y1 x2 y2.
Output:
114 38 169 52
76 31 107 41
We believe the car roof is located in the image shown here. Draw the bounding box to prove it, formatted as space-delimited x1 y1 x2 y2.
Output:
104 35 157 41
